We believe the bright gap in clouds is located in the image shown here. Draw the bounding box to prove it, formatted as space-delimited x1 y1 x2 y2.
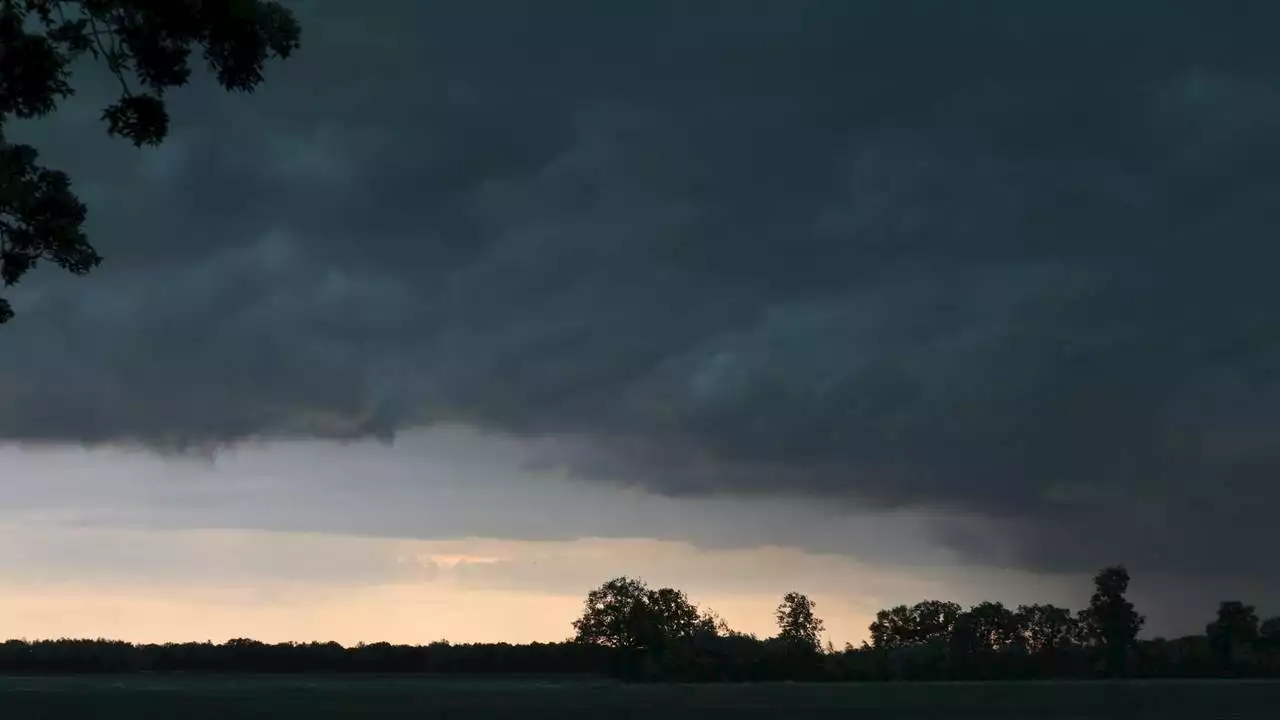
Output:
0 528 894 646
0 426 1086 646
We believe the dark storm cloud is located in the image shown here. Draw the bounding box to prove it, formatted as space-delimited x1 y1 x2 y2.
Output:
4 1 1280 581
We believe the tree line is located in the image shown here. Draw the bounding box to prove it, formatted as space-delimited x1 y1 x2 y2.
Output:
2 565 1278 681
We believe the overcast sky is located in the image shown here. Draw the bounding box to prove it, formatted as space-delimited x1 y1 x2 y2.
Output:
2 0 1279 645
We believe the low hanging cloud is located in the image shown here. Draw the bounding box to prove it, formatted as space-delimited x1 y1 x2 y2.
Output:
3 1 1280 586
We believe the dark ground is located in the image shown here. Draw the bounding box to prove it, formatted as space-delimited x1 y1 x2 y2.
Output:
3 676 1278 718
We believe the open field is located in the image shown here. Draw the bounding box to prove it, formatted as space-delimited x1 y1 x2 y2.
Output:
3 676 1278 718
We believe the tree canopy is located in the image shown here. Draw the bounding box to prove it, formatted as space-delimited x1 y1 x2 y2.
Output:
571 576 716 653
774 591 825 652
1207 600 1261 669
1078 565 1145 675
0 0 301 323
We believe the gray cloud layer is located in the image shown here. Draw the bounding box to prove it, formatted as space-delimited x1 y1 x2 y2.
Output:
4 1 1280 582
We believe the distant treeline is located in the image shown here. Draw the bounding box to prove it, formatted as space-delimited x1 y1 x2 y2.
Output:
3 566 1278 682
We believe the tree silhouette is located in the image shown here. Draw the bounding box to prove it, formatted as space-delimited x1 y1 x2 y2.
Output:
1017 603 1079 655
964 601 1023 651
1206 601 1260 671
869 600 962 649
947 602 1028 679
0 0 301 323
911 599 964 644
647 586 714 641
774 591 825 651
1262 616 1280 648
570 576 721 680
571 576 653 650
1260 616 1280 671
571 577 715 651
1079 565 1144 676
868 604 913 649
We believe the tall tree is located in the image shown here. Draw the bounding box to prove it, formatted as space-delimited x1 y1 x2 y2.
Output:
1206 601 1260 670
1079 565 1144 676
774 591 825 651
0 0 301 323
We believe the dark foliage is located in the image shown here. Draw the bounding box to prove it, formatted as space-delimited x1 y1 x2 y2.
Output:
0 638 610 675
1078 565 1145 676
0 0 300 323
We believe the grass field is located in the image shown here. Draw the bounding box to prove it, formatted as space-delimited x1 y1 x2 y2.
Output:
3 676 1278 718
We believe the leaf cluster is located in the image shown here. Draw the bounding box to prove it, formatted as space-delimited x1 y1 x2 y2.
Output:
0 0 300 323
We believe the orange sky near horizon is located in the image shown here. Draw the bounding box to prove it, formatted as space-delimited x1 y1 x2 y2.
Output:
0 439 1090 647
0 528 900 646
